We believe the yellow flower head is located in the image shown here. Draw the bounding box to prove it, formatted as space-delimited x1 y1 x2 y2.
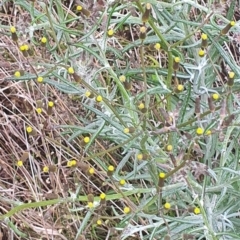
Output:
36 108 42 114
43 166 49 173
124 128 129 134
164 202 171 209
10 26 16 33
107 29 114 37
88 167 95 175
84 136 90 143
140 26 146 33
87 202 94 208
48 101 54 107
123 206 131 214
71 160 77 166
177 84 184 92
228 71 235 79
138 103 145 110
196 127 204 135
100 193 106 200
159 172 166 179
221 21 236 35
67 160 77 167
198 49 205 57
108 165 114 172
76 5 82 11
24 44 29 51
137 153 143 160
166 145 173 152
212 93 219 100
26 126 33 133
68 67 74 74
41 37 47 43
97 219 102 225
85 91 91 97
174 57 180 63
67 161 72 167
119 179 126 185
194 207 201 214
19 45 25 51
201 33 208 40
14 71 21 78
205 130 211 136
17 160 23 167
96 95 102 102
154 43 161 50
37 76 43 83
119 75 126 82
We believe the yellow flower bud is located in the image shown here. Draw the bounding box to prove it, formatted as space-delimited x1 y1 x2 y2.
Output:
107 29 114 37
154 43 161 50
97 219 102 225
87 202 94 208
212 93 219 100
88 167 95 175
221 21 235 35
159 172 166 179
48 101 54 107
107 165 115 176
85 91 94 98
119 75 126 82
19 45 25 51
10 26 16 33
84 136 90 143
26 126 33 133
177 84 184 91
165 144 173 152
17 160 23 167
201 33 208 48
164 202 171 209
76 5 82 11
37 76 43 83
108 165 114 172
198 49 205 57
41 37 47 43
96 95 103 102
142 3 151 22
194 207 200 214
100 193 106 200
123 206 131 214
196 127 204 135
138 103 145 110
67 160 77 167
137 153 143 160
10 26 18 41
205 130 211 136
119 179 126 185
173 57 180 71
227 71 235 86
14 71 21 78
68 67 74 74
36 108 42 114
139 26 147 40
43 166 49 173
